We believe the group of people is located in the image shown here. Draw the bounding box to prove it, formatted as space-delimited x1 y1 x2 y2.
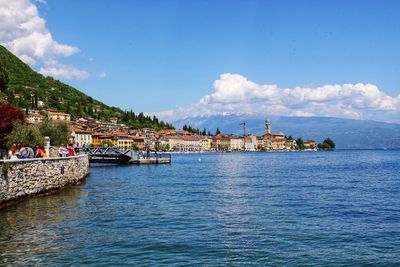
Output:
8 144 46 159
58 144 76 157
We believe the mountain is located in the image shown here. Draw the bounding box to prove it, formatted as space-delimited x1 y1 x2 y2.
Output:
0 45 172 129
172 114 400 149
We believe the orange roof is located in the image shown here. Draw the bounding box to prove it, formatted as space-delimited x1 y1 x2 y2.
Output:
48 111 70 116
27 113 45 118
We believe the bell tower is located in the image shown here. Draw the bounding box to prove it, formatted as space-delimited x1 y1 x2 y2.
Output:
265 119 271 135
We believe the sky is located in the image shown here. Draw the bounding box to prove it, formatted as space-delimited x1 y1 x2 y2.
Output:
0 0 400 122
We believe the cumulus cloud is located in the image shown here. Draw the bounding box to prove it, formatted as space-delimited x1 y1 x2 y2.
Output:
39 64 90 80
0 0 89 79
157 73 400 123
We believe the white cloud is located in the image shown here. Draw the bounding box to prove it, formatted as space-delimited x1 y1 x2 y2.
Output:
98 71 107 79
157 73 400 123
39 64 90 80
0 0 89 80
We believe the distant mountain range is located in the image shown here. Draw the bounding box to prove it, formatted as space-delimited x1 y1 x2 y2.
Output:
173 114 400 149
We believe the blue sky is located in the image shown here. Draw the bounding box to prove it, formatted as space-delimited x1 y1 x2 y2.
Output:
1 0 400 122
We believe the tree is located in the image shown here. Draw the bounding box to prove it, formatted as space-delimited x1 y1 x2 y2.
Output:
5 122 44 148
318 138 336 150
38 121 71 146
215 127 221 135
323 138 335 149
0 103 25 148
131 143 139 151
0 62 9 93
296 138 304 150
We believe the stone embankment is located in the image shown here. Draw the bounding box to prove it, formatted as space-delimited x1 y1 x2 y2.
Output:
0 155 89 206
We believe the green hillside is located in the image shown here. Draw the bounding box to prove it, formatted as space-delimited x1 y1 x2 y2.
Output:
0 45 173 129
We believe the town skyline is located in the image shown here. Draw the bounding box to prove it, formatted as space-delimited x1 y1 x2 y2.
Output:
0 0 399 123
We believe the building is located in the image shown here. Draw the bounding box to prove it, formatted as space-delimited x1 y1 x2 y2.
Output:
211 135 231 151
109 117 118 124
284 139 297 150
256 136 265 150
160 135 207 152
91 133 114 146
263 119 286 150
115 134 145 150
26 113 45 124
230 136 244 151
91 132 145 149
201 137 212 151
71 127 92 147
47 111 71 121
304 140 317 149
244 135 258 151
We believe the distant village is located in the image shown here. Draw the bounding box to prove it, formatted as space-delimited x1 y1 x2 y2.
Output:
26 110 318 152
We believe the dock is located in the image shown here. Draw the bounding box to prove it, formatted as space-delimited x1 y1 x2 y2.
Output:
80 147 171 165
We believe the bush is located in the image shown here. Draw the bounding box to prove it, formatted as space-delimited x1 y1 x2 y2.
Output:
5 122 44 148
38 121 70 146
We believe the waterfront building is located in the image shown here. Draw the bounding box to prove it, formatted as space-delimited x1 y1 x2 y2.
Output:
71 127 92 147
304 140 317 149
257 136 265 150
115 135 145 150
201 137 212 151
211 135 231 151
91 132 144 149
284 139 297 150
91 133 114 146
263 119 286 150
245 135 258 151
230 136 244 151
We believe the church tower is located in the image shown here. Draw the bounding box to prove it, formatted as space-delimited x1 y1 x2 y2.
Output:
265 119 271 135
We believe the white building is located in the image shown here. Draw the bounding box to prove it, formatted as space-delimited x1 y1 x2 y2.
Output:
26 113 45 124
244 135 257 151
71 128 92 147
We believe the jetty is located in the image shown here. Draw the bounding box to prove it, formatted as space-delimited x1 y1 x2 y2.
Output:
80 147 171 165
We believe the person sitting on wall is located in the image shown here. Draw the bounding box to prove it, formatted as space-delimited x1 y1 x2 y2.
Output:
34 145 44 158
8 144 19 160
26 144 35 159
18 144 27 159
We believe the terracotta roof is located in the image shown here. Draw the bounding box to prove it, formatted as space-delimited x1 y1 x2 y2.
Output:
27 113 45 118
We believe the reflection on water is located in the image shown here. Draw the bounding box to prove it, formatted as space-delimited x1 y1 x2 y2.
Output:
0 185 87 265
1 150 400 265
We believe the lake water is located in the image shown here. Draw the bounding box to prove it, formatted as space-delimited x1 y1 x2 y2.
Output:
1 150 400 266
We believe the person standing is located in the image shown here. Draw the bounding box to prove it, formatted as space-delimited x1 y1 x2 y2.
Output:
59 144 68 157
67 144 75 157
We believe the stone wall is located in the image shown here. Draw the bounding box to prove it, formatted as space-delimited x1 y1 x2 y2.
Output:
0 155 89 205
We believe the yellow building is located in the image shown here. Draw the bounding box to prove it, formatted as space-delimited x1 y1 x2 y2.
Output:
47 111 71 121
230 136 244 151
201 137 212 151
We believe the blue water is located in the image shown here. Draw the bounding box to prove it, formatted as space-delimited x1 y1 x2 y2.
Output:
1 150 400 265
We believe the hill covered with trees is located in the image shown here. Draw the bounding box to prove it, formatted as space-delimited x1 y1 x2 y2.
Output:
0 45 173 130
